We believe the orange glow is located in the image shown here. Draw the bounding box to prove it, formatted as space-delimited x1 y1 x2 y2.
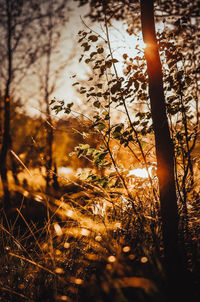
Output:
64 242 70 249
80 228 90 236
123 246 131 253
54 223 63 236
108 255 116 263
74 278 83 285
141 256 148 263
66 209 74 217
95 235 102 242
59 296 69 301
129 254 135 260
55 267 64 274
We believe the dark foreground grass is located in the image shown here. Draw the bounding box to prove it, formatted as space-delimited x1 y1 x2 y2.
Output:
0 182 199 302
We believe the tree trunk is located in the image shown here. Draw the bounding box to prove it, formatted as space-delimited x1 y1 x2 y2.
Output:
44 26 53 191
140 0 181 278
0 0 12 208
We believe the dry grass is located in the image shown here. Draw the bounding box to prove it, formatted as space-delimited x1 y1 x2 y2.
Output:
0 169 199 302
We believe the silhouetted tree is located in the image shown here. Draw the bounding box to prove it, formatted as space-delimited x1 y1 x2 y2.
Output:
74 0 199 294
0 0 70 205
140 0 181 291
36 0 69 191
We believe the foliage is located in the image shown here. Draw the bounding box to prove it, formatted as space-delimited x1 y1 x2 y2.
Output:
0 0 199 301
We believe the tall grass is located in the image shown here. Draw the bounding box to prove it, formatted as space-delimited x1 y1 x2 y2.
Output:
0 166 199 302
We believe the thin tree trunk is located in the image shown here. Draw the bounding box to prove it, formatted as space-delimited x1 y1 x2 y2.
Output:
45 67 53 191
44 2 54 191
140 0 181 278
0 0 12 208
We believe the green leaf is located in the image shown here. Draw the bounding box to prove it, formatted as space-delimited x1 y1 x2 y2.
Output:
80 144 90 150
113 131 121 139
86 148 94 156
98 123 106 131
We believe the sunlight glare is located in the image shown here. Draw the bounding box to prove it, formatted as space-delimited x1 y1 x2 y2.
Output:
54 223 63 236
123 246 131 253
81 228 90 236
55 267 64 274
128 166 153 178
141 256 148 263
66 209 74 217
108 255 116 263
137 40 147 50
74 278 83 285
34 194 43 202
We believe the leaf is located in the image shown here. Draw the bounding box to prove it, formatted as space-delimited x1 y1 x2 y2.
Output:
141 82 147 90
98 123 106 131
64 108 71 114
80 144 90 150
67 102 73 108
52 105 62 114
72 82 79 86
111 58 119 63
50 99 56 105
88 35 98 42
113 131 121 139
123 53 128 59
97 47 104 54
79 55 84 62
81 42 91 51
105 61 112 68
86 148 94 156
90 51 97 58
111 82 121 94
134 81 139 90
93 100 100 108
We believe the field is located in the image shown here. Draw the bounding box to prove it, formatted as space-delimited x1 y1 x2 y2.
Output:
0 160 199 302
